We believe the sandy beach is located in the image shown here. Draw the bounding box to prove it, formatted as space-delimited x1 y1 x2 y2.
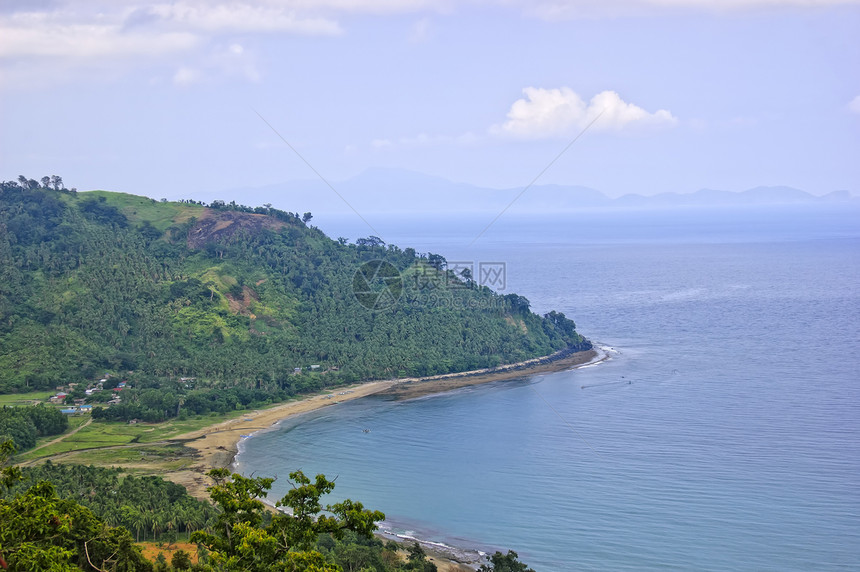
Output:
156 346 604 569
166 346 602 500
165 378 400 499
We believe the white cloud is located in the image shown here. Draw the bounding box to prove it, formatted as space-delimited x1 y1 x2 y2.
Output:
0 13 197 59
645 0 860 6
494 87 677 138
2 0 855 61
371 89 673 149
148 2 341 35
522 0 860 19
0 1 344 62
849 95 860 114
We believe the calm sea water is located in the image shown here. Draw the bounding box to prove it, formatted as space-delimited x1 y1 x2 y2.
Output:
237 206 860 570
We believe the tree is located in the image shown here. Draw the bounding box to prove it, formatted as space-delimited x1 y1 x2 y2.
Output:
171 549 192 570
162 529 177 549
302 212 313 224
0 180 588 399
0 439 152 571
427 253 446 271
40 176 51 189
50 175 63 190
139 220 163 242
405 542 437 571
356 236 385 248
191 468 384 572
274 470 384 551
0 440 22 492
503 294 530 314
543 310 577 338
478 550 535 572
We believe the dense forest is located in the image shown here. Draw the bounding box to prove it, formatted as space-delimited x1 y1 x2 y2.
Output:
0 404 68 451
3 461 218 543
0 178 590 396
0 178 552 570
0 440 532 571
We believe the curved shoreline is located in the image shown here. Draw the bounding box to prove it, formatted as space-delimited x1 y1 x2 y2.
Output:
159 345 607 570
166 345 604 501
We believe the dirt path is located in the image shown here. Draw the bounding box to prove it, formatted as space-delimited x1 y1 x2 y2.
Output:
16 436 185 468
23 417 94 457
13 347 604 570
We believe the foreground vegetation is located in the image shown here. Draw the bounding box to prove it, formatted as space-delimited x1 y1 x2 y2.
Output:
1 440 533 571
3 462 218 543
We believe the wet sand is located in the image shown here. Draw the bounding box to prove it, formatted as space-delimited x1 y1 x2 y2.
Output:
167 379 400 499
163 346 603 569
167 347 601 501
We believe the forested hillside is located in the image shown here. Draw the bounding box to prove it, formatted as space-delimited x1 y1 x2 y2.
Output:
0 178 589 395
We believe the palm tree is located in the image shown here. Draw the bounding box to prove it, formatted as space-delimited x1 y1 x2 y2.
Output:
150 512 164 540
122 506 144 542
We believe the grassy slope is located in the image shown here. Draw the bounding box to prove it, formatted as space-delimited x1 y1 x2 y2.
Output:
3 187 586 392
79 190 204 231
5 186 588 468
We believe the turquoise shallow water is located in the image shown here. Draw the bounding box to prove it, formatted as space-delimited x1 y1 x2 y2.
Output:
237 211 860 571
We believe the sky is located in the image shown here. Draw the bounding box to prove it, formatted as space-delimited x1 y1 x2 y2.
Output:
1 0 859 201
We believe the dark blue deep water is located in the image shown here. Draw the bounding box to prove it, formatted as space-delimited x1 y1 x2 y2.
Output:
237 206 860 570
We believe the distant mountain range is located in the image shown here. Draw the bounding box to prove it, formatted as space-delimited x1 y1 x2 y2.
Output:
194 168 857 216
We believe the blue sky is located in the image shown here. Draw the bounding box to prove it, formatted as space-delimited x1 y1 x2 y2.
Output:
1 0 858 199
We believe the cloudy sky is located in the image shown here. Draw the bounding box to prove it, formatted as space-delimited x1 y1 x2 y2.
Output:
1 0 858 199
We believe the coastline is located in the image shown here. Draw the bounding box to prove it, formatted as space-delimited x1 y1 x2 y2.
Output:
165 346 603 500
158 345 606 569
165 378 400 500
376 346 599 400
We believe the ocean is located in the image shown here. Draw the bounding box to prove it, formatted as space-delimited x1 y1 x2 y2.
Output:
235 205 860 570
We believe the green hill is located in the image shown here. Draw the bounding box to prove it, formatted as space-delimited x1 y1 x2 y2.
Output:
0 179 589 397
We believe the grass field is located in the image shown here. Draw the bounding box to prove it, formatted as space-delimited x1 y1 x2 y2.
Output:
137 541 200 565
0 390 54 405
15 409 248 463
80 191 205 231
32 414 90 446
57 444 200 474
